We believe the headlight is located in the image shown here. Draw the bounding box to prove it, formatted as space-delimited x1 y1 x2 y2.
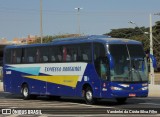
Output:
141 87 148 90
142 83 148 86
111 86 122 90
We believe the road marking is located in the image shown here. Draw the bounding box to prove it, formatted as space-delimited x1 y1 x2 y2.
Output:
75 103 114 108
139 103 160 106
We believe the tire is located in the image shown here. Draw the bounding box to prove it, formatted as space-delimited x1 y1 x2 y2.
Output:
22 84 30 100
116 98 127 104
84 87 97 105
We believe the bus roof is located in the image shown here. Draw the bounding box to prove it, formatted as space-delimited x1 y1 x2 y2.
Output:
5 35 142 49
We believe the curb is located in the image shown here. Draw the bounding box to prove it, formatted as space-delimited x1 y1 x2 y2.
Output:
148 84 160 97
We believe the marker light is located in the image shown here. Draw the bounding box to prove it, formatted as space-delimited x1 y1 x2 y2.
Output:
141 87 148 90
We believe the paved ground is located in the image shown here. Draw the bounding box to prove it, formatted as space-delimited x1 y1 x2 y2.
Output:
148 84 160 97
0 92 160 117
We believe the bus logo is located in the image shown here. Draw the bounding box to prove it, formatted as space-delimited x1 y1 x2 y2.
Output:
2 109 11 114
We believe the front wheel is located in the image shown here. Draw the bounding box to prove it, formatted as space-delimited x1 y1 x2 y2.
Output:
84 87 97 105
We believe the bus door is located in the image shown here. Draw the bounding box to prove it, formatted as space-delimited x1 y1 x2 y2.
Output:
94 43 110 97
98 57 110 97
94 57 110 96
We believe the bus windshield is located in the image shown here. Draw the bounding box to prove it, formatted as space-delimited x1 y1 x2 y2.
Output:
109 44 148 82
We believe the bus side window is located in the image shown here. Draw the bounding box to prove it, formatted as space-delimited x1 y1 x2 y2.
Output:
57 55 62 62
36 49 40 63
12 51 17 64
21 48 25 63
25 47 36 63
51 55 56 62
39 47 49 63
79 43 91 62
5 49 12 64
11 49 22 64
66 54 71 61
28 56 34 63
82 53 88 61
43 56 48 62
73 53 77 61
16 57 21 63
49 46 62 62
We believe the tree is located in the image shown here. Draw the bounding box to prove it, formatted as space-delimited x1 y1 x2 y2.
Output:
30 34 80 44
104 22 160 69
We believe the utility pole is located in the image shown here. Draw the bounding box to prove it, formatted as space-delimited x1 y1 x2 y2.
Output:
129 19 155 85
149 14 155 85
75 7 83 36
40 0 43 43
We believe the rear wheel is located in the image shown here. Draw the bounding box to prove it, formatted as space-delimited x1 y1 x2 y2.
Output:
22 84 30 100
84 87 97 105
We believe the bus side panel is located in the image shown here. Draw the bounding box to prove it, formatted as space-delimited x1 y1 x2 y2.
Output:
3 66 16 93
3 65 47 95
23 77 46 95
44 62 89 97
56 85 75 96
47 82 75 96
46 82 56 95
3 66 12 93
75 64 101 98
100 81 113 98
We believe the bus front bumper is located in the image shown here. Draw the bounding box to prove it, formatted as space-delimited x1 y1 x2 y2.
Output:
110 90 148 98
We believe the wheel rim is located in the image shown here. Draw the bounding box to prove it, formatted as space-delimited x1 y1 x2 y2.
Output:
23 87 28 97
86 90 92 101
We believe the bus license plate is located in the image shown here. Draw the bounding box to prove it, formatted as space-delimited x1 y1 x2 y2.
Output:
129 94 136 97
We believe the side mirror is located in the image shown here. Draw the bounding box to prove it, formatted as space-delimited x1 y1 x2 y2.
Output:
149 54 157 68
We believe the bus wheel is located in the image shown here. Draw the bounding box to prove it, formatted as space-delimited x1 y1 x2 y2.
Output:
84 87 96 105
116 98 127 104
22 84 30 100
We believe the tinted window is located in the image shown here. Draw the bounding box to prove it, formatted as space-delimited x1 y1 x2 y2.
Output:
62 45 78 62
35 47 49 63
5 49 12 64
94 43 105 61
25 47 36 63
79 43 92 62
49 46 62 62
11 49 22 64
127 44 145 58
4 43 92 64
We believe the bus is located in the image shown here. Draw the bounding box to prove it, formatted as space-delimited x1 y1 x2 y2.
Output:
3 35 149 104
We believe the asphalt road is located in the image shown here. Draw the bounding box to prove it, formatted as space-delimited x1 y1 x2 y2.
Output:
0 91 160 117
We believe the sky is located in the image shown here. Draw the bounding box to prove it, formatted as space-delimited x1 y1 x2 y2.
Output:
0 0 160 40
